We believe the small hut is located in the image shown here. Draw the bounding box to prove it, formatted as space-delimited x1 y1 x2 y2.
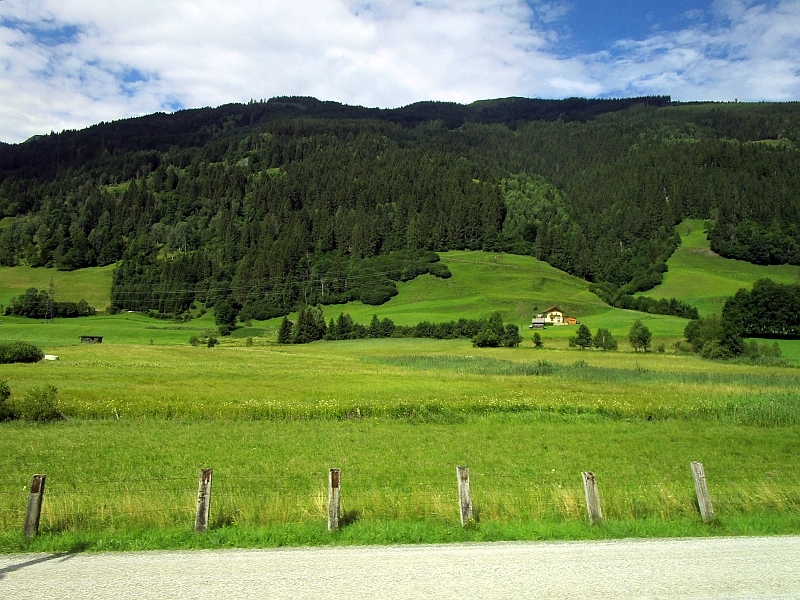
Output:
80 336 103 344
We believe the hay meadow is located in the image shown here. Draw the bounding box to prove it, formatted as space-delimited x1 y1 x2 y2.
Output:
1 234 800 552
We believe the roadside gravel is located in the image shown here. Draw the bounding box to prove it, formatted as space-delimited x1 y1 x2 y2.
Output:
2 535 799 599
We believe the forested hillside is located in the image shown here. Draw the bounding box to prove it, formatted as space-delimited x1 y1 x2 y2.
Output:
0 96 798 320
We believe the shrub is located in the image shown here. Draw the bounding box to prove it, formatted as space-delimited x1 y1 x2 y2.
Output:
472 328 500 347
15 384 63 422
207 336 219 348
0 380 15 421
189 336 201 346
684 315 725 353
701 340 731 360
0 341 44 364
532 332 543 348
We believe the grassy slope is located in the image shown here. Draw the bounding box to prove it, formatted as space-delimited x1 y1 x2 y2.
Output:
0 264 114 310
641 219 800 357
643 219 799 317
266 250 691 347
0 250 692 349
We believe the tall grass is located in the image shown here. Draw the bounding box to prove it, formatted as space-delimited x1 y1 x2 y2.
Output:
0 416 798 548
371 355 800 426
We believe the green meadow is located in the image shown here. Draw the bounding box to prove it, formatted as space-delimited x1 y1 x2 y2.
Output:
1 247 800 551
1 415 798 552
643 219 800 318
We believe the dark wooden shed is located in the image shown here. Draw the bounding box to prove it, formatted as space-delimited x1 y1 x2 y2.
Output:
80 336 103 344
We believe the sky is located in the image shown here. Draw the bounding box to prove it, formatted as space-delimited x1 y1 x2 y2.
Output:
0 0 798 143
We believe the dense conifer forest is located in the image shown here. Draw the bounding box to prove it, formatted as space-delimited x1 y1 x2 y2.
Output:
0 95 798 319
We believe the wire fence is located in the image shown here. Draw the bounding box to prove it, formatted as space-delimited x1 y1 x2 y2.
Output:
3 467 800 534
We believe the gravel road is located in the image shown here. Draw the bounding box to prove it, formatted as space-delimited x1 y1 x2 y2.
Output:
2 535 799 598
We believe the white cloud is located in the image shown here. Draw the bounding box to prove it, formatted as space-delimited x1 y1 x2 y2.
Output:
0 0 797 143
0 0 593 142
591 0 800 101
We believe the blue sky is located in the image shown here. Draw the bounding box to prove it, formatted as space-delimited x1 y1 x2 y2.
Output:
542 1 714 53
0 0 798 143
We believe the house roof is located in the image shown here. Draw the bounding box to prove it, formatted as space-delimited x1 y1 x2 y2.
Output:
543 306 562 314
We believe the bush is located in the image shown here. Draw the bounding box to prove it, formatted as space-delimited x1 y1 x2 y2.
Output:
207 336 219 348
0 341 44 364
15 384 63 421
472 328 501 347
0 380 14 421
189 336 201 346
701 340 731 360
532 332 543 348
684 315 725 353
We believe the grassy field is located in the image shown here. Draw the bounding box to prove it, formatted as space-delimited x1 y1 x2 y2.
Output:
2 339 799 421
1 415 798 552
0 312 220 348
642 219 800 317
1 248 800 552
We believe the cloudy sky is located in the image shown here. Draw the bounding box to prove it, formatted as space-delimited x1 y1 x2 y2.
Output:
0 0 798 143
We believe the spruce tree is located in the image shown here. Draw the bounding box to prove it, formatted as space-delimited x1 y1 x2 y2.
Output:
278 316 293 344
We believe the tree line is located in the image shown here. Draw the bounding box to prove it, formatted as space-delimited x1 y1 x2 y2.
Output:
4 287 96 318
684 278 795 360
277 309 522 347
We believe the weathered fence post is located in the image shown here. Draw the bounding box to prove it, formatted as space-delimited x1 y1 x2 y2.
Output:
23 474 46 538
581 471 603 525
457 465 473 526
328 468 341 531
194 468 213 533
691 461 715 522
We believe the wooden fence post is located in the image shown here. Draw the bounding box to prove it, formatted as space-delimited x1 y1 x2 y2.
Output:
194 468 213 533
457 465 473 526
691 461 715 522
328 468 341 531
581 471 603 525
23 474 46 538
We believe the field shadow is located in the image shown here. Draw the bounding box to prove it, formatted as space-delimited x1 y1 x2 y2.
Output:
0 542 89 581
340 509 360 527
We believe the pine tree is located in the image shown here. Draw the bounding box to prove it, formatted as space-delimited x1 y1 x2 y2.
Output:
570 324 593 349
278 316 293 344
